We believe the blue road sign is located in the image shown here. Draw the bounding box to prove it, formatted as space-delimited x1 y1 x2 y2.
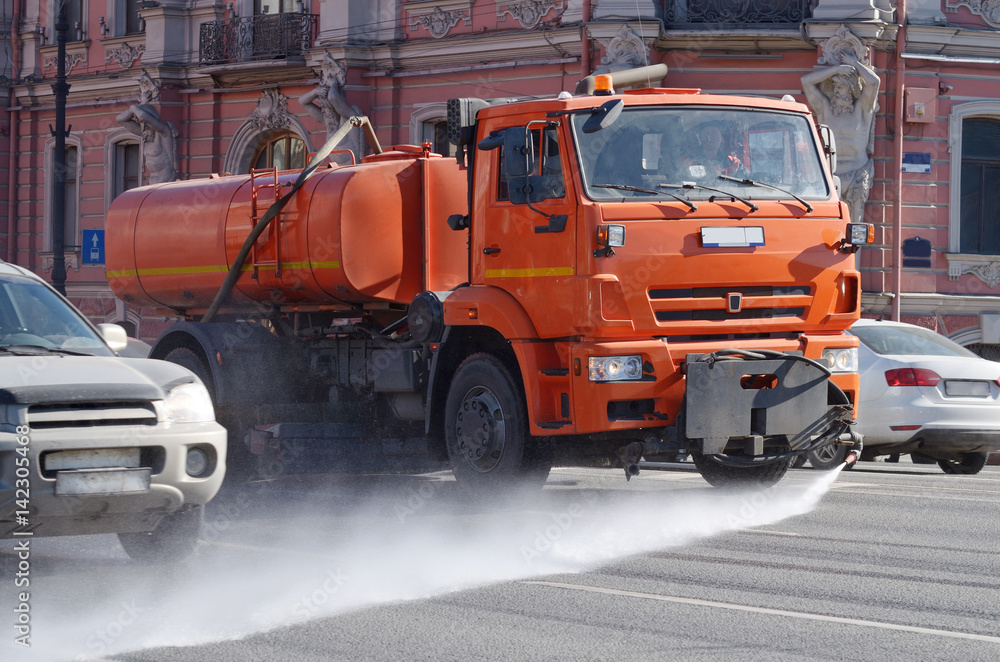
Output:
82 229 105 265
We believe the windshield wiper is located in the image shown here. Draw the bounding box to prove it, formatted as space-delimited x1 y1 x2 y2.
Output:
660 182 758 213
0 344 93 357
717 175 814 213
593 184 697 212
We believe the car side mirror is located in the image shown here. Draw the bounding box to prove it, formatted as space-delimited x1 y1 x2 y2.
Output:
98 323 129 353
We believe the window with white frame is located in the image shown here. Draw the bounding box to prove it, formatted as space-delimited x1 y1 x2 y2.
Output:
113 141 141 199
409 103 456 157
959 118 1000 255
124 0 144 35
51 0 86 42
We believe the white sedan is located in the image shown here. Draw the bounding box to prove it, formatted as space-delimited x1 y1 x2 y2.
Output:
811 318 1000 474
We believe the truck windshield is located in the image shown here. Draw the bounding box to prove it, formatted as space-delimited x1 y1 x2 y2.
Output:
0 274 113 356
573 106 829 204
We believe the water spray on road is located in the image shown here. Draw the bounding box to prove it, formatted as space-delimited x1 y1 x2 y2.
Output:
3 466 845 661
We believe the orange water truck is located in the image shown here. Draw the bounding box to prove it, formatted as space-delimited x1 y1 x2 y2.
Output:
106 65 870 488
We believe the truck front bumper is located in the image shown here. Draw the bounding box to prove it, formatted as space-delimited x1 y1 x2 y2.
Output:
536 336 858 445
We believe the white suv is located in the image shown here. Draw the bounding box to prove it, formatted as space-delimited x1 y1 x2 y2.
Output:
0 261 226 559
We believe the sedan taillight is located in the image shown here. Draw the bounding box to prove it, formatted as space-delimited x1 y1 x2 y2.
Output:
885 368 941 387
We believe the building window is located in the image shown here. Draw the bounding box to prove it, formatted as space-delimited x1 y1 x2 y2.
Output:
959 118 1000 255
255 0 298 14
59 0 85 42
125 0 144 35
419 120 457 158
113 142 141 198
252 132 306 171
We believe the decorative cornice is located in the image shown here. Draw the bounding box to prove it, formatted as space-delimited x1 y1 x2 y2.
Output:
598 24 649 72
407 1 473 39
946 253 1000 287
945 1 1000 28
250 89 292 131
41 252 79 273
105 42 145 70
43 49 88 75
496 1 564 29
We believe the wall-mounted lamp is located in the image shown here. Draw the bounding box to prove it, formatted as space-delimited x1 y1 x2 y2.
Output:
227 2 237 18
39 26 46 45
99 16 108 37
74 21 85 41
938 81 954 95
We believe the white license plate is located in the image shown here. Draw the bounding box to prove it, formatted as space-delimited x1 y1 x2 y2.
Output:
55 468 151 496
944 380 990 397
45 448 141 471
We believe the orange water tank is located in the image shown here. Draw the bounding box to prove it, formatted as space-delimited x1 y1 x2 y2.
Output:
106 149 470 315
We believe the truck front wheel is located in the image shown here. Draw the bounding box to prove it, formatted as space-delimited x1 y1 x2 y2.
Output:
445 353 551 494
691 453 791 488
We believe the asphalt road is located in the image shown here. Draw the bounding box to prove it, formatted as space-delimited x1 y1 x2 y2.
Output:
3 459 999 661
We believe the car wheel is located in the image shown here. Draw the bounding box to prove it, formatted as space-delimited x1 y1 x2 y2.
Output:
444 353 552 495
690 453 791 488
118 504 203 562
806 444 850 470
937 452 989 475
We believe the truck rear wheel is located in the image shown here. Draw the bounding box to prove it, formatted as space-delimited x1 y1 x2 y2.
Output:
691 453 791 488
445 353 551 494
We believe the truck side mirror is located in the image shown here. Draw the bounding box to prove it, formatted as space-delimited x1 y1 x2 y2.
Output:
819 124 837 176
582 99 624 134
503 127 533 178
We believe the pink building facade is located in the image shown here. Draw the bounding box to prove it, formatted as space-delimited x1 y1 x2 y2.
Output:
1 1 999 355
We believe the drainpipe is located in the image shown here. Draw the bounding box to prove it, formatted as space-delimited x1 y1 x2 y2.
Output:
891 0 906 321
580 1 591 79
6 0 20 263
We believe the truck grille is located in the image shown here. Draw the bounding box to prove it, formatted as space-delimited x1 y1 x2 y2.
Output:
27 402 159 429
649 285 811 323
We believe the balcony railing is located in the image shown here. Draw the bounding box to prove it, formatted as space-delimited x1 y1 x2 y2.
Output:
664 0 811 26
199 13 318 66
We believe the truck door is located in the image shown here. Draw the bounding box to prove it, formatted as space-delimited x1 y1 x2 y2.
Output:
479 124 578 338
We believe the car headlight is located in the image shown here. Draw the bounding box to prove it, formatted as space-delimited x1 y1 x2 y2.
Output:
821 347 858 373
589 355 643 382
162 382 216 424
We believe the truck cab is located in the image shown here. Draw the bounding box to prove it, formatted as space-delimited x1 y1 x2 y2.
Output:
438 71 866 487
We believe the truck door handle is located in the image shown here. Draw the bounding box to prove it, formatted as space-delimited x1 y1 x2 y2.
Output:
483 247 501 255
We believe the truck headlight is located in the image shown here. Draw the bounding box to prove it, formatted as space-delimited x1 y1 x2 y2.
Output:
822 348 858 373
163 382 216 423
589 355 643 382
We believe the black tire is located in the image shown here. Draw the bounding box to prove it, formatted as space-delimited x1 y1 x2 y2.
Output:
789 454 807 469
910 452 936 464
806 443 850 470
690 453 791 488
163 346 252 480
118 505 203 562
444 353 552 494
938 452 988 475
